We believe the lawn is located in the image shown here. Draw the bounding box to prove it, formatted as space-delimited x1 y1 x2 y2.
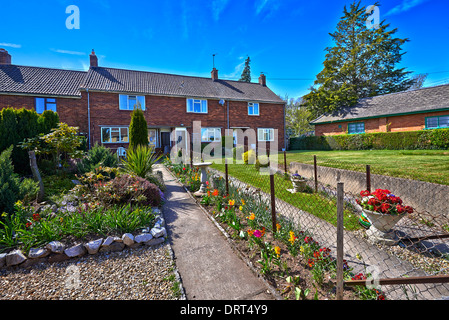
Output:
279 149 449 186
210 162 361 231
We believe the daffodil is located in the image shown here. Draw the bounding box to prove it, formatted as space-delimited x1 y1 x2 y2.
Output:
228 199 235 206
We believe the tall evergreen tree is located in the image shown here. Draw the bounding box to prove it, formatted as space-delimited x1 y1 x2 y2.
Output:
304 1 416 117
129 104 149 150
239 56 251 82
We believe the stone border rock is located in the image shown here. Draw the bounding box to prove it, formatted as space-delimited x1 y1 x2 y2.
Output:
0 208 167 269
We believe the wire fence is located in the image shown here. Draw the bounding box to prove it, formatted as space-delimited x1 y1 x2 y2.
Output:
184 151 449 300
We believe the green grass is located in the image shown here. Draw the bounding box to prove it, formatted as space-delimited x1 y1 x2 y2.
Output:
210 162 361 231
279 150 449 186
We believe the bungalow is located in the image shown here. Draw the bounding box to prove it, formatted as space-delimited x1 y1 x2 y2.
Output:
310 84 449 136
0 48 286 153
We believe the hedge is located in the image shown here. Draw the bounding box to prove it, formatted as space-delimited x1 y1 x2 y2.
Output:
0 108 59 174
289 128 449 151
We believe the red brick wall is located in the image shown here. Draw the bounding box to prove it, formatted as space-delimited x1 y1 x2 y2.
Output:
0 92 286 150
314 111 449 136
88 92 285 150
0 94 88 134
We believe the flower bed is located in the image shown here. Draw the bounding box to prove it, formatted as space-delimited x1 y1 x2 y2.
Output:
164 160 386 300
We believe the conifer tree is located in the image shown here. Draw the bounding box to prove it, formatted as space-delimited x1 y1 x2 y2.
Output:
129 104 149 150
239 56 251 82
304 1 416 117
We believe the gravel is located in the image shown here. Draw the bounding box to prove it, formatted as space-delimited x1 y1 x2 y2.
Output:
0 242 182 300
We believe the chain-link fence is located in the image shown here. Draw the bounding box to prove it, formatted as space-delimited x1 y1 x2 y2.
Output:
198 152 449 300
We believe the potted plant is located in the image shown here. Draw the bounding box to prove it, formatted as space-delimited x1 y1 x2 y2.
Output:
290 173 307 192
356 189 413 245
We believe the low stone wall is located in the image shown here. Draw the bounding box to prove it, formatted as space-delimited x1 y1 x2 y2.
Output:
0 208 167 269
289 161 449 224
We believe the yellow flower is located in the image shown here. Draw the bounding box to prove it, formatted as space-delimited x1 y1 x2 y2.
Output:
228 199 235 206
246 213 255 220
239 206 243 211
288 231 297 245
300 246 305 254
276 223 281 231
274 246 281 257
241 199 246 206
60 217 64 223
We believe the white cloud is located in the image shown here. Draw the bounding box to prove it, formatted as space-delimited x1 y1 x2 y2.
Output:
0 42 21 48
255 0 269 15
223 58 246 79
51 48 86 56
385 0 429 16
212 0 230 21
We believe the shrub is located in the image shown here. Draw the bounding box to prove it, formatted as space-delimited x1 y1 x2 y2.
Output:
0 147 39 214
242 149 256 164
121 145 163 178
77 143 118 174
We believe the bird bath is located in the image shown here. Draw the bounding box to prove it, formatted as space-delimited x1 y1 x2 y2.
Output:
192 162 212 196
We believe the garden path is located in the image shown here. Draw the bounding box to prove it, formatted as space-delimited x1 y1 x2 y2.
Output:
157 165 277 300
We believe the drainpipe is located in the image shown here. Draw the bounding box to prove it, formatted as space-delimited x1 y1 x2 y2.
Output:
227 100 230 130
87 88 91 149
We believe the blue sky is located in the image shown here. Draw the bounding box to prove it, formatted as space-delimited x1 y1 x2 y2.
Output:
1 0 448 100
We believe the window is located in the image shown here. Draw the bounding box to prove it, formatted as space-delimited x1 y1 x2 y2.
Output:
35 97 57 114
425 115 449 129
187 98 207 113
201 127 221 142
119 94 145 110
248 102 259 115
101 127 129 143
348 122 365 134
257 128 274 141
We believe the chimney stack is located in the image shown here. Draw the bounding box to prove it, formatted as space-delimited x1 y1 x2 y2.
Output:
90 49 98 67
258 72 266 87
211 68 218 81
0 48 11 65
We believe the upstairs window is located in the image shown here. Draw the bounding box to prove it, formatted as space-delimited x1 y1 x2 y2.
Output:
187 98 207 113
119 94 145 110
248 102 259 115
348 122 365 134
426 115 449 129
35 97 57 114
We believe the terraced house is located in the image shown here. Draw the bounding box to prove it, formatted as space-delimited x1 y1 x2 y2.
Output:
0 48 286 153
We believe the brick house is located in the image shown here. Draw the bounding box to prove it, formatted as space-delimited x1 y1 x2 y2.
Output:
310 84 449 136
0 48 286 153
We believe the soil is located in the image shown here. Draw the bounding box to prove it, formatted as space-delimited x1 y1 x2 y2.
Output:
192 198 360 300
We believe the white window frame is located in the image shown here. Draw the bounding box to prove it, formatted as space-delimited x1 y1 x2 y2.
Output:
119 94 146 111
257 128 274 142
101 126 129 143
201 127 221 142
248 102 259 116
187 98 208 114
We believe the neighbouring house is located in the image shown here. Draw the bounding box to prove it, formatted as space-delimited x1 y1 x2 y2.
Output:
0 48 286 154
310 84 449 136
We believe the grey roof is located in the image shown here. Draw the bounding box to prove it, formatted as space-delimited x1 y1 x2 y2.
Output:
311 83 449 124
81 67 285 104
0 65 86 97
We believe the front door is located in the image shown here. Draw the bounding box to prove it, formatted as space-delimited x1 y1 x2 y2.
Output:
161 132 170 154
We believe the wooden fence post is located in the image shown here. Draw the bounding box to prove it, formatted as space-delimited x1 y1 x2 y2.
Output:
314 155 318 193
336 182 344 300
270 171 277 233
225 158 229 196
366 165 371 192
283 150 288 174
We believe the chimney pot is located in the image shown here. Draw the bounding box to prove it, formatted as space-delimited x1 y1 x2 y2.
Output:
0 48 12 65
259 73 266 87
211 68 218 81
90 49 98 67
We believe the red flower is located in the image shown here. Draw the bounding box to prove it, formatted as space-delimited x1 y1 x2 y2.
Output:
304 236 313 244
26 222 32 228
380 202 391 213
32 213 41 222
396 204 405 214
360 190 370 197
405 206 413 213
